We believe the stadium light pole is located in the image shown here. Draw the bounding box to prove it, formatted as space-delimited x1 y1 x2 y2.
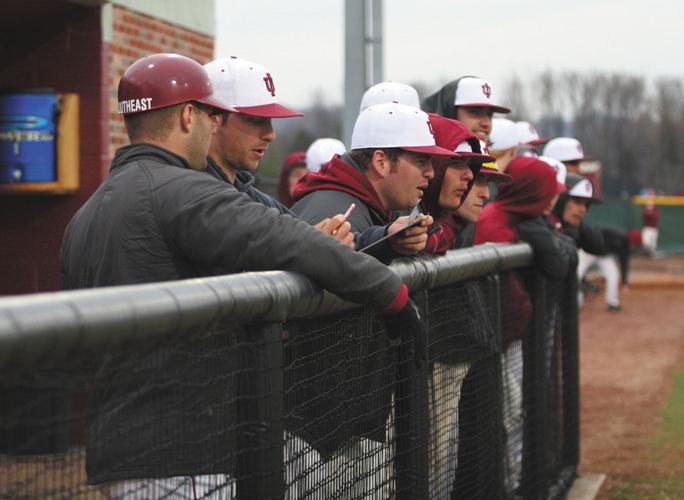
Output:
343 0 383 147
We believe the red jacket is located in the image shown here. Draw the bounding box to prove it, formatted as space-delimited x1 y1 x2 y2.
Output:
642 205 660 228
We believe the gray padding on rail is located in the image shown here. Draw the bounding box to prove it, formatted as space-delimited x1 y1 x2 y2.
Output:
0 243 532 367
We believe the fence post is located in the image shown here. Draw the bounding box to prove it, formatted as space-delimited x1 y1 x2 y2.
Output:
393 291 430 500
562 270 580 469
485 274 505 498
451 275 504 498
236 323 284 500
522 271 549 499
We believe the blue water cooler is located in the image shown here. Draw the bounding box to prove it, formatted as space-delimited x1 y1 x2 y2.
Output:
0 93 58 183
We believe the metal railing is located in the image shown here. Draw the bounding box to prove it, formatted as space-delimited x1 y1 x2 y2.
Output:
0 243 578 499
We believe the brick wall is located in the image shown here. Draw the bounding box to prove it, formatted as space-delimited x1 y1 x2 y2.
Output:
108 5 215 159
0 3 215 296
0 5 107 295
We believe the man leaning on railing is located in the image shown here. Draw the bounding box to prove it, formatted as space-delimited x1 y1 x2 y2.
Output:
59 53 427 499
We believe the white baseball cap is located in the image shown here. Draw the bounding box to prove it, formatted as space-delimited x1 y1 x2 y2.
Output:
489 118 520 151
568 178 594 198
203 56 302 118
454 77 510 113
351 103 458 156
539 156 567 193
306 138 347 173
515 121 547 145
359 82 420 112
542 137 592 162
453 139 495 163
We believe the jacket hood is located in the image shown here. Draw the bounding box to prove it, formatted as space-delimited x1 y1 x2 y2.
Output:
495 156 560 221
475 156 560 244
111 143 193 172
278 151 307 208
420 114 479 217
421 77 475 119
292 153 389 220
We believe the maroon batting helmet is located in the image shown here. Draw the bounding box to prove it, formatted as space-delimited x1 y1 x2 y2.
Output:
117 53 230 115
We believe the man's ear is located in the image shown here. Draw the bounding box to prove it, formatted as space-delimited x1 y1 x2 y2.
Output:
209 113 222 135
179 103 194 133
369 149 390 178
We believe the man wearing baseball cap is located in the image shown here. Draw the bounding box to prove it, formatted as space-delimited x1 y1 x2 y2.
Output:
543 137 592 174
292 102 459 262
552 173 630 312
419 114 496 252
515 121 547 157
203 56 301 213
422 76 511 143
60 53 427 497
551 173 605 250
305 137 347 173
359 81 421 112
448 154 511 247
203 56 356 245
488 118 520 173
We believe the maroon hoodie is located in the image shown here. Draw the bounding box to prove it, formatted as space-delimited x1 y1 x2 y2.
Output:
474 156 559 344
277 151 306 208
292 154 390 222
474 157 559 245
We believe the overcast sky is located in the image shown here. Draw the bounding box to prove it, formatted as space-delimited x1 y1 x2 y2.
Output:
215 0 683 109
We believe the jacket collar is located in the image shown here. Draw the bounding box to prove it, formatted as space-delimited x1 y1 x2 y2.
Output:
111 143 195 172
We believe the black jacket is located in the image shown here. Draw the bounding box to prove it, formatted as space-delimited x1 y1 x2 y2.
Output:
517 217 576 281
60 143 408 482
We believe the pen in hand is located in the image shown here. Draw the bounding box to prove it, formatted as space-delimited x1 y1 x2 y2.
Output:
332 203 356 235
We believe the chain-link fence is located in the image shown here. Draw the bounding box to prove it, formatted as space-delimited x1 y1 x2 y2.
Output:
0 243 578 499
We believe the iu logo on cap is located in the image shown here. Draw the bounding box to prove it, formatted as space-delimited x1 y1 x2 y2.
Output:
426 119 436 139
481 83 492 99
577 143 583 153
263 73 276 97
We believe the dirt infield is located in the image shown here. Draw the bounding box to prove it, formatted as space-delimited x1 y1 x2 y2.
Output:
578 256 684 495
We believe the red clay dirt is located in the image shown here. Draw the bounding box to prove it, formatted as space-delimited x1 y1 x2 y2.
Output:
578 256 684 490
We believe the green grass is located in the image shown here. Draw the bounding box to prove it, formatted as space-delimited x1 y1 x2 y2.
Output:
654 363 684 452
607 477 684 499
603 362 684 499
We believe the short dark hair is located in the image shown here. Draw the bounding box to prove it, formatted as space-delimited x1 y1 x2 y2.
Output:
349 148 402 170
124 101 214 142
123 102 184 142
208 107 230 125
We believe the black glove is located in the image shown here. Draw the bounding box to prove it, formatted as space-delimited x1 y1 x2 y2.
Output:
382 298 428 369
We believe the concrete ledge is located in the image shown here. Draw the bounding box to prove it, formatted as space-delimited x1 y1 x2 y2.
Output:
566 474 606 500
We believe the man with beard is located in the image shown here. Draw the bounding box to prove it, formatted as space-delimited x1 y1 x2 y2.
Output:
292 102 459 263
